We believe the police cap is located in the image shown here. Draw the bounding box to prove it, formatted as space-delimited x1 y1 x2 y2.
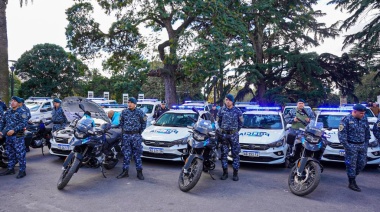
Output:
53 98 62 103
353 104 366 112
297 98 305 103
11 96 22 103
128 97 137 104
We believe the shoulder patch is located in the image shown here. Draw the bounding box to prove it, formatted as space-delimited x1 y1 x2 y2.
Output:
377 122 380 128
339 124 344 132
21 113 27 119
143 116 147 121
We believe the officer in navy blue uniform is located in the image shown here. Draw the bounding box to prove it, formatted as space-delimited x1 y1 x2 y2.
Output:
117 97 147 180
153 101 169 121
372 117 380 141
52 98 67 132
217 94 243 181
338 104 370 192
0 103 3 120
0 96 28 178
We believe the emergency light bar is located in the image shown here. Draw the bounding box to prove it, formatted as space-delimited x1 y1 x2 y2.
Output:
318 107 352 112
184 101 206 104
27 97 53 101
99 104 127 108
171 105 205 110
137 99 159 102
235 102 258 105
244 106 282 111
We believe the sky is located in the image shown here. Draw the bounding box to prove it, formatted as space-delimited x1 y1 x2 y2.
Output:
6 0 367 71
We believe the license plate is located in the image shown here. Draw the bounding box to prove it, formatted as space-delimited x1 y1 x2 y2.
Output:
149 147 164 154
339 150 345 156
243 151 260 157
58 144 70 150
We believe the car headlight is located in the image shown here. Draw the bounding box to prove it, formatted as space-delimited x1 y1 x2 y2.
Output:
172 137 188 145
74 130 87 139
368 140 379 148
267 139 284 148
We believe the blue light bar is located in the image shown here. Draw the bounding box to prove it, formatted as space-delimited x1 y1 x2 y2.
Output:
100 104 127 108
184 101 206 104
171 105 204 110
318 107 352 111
235 102 258 105
138 99 159 102
245 106 282 111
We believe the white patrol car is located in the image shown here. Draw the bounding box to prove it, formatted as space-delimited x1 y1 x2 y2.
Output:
136 99 162 127
141 109 215 161
181 101 210 111
316 109 380 166
24 97 54 122
229 106 288 165
101 104 127 114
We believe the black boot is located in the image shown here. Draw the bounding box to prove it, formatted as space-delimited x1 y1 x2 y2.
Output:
220 168 228 180
137 170 144 180
16 171 26 179
232 169 239 181
0 169 15 176
348 177 361 192
116 169 129 179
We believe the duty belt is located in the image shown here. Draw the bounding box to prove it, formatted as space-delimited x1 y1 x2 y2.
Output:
347 140 364 144
221 129 238 135
124 131 140 134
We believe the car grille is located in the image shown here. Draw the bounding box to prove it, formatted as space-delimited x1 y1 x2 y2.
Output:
144 140 175 148
329 143 344 149
51 148 70 155
239 156 278 162
55 137 69 144
142 152 180 159
323 154 345 161
240 143 269 151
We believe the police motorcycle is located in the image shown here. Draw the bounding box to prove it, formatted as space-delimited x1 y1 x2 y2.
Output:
24 120 53 154
287 120 329 196
178 108 219 192
57 103 120 190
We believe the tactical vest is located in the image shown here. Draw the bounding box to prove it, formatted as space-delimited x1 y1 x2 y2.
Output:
291 109 309 130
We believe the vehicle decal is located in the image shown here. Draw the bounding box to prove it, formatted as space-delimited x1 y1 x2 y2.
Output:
239 131 270 137
150 129 179 134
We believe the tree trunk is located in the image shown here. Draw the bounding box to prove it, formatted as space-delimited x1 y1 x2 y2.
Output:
162 64 177 107
0 1 9 103
256 80 266 104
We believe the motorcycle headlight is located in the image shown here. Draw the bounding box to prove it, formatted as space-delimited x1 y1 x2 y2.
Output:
305 133 320 144
267 139 284 148
368 140 379 148
74 130 87 139
172 137 188 145
193 131 207 141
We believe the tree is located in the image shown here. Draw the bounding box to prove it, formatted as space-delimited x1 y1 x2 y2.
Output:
65 0 237 106
15 43 88 98
0 0 32 103
234 0 338 103
354 71 380 102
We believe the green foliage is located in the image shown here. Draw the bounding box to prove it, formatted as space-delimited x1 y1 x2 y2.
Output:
354 71 380 102
14 43 88 98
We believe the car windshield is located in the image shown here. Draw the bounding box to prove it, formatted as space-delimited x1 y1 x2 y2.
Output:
155 113 198 127
365 109 375 117
242 114 283 129
317 114 345 129
137 104 154 114
29 105 40 112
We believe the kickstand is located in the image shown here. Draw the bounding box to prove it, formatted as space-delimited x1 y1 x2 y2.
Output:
100 165 107 178
41 146 45 156
208 171 215 180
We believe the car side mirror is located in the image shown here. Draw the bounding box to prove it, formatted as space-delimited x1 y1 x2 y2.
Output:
151 120 156 125
40 108 48 113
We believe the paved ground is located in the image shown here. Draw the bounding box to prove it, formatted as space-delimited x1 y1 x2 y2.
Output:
0 147 379 212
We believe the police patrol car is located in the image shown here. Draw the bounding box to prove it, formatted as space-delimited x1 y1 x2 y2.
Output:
181 101 210 111
141 106 215 161
24 97 54 122
229 106 288 165
316 107 380 166
136 99 162 127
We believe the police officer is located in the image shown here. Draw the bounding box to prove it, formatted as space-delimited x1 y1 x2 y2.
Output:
153 101 169 120
52 98 67 132
284 99 315 148
0 102 3 120
210 104 218 120
0 97 7 111
217 94 243 181
117 97 147 180
338 104 370 192
0 96 28 178
108 110 121 126
372 116 380 142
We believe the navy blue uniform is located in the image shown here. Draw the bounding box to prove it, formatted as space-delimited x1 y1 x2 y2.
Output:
52 106 67 131
217 106 243 170
0 106 3 120
372 119 380 140
338 114 370 178
153 107 169 120
120 108 147 171
0 107 28 172
21 104 31 121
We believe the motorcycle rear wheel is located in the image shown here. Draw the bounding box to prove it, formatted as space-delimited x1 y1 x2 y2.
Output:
178 158 203 192
288 161 321 196
57 157 80 190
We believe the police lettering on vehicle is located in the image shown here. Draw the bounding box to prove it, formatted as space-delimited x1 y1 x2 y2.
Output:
239 131 270 137
150 129 179 134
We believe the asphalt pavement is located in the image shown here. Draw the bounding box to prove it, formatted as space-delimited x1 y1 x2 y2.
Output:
0 148 379 212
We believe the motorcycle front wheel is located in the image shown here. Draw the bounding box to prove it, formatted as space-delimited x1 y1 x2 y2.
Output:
57 157 80 190
178 158 203 192
288 161 321 196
